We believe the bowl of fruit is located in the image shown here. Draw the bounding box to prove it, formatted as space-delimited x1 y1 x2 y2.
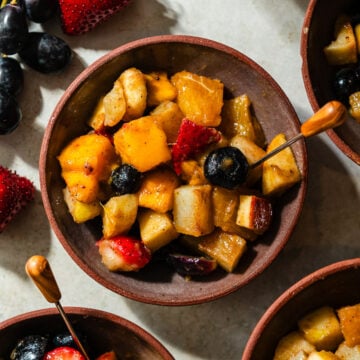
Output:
40 34 308 305
301 0 360 164
0 307 173 359
242 258 360 360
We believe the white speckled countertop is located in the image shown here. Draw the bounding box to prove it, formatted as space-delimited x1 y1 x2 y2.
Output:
1 1 359 359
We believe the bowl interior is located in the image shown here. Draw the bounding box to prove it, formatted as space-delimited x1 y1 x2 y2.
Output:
0 307 173 359
301 0 360 164
243 258 360 359
40 35 307 305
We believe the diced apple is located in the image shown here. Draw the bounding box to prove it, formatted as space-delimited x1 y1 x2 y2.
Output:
236 194 273 235
138 209 178 252
88 96 105 131
102 195 138 238
298 306 343 351
335 341 360 359
337 303 360 347
273 331 316 360
173 184 214 237
262 133 302 197
63 187 101 223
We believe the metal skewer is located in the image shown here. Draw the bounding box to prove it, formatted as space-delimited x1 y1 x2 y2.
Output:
25 255 90 360
250 100 347 169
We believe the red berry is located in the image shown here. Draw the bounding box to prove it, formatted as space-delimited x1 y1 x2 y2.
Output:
96 351 117 360
44 346 85 360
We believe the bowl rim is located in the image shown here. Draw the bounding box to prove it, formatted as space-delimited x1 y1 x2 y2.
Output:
0 306 174 359
242 257 360 359
39 34 308 306
300 0 360 165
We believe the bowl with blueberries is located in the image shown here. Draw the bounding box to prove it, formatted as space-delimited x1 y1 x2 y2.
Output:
0 307 173 359
40 35 308 306
301 0 360 164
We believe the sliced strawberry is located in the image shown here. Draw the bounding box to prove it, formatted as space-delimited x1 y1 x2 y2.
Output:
0 166 34 232
171 118 221 175
44 346 85 360
96 350 118 360
58 0 132 35
97 235 151 272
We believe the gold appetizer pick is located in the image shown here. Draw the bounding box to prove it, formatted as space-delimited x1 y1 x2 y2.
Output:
25 255 90 360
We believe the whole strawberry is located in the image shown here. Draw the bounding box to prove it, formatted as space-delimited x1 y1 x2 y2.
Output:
58 0 132 35
0 166 35 232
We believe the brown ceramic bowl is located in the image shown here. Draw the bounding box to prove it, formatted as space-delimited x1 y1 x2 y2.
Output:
301 0 360 164
39 35 307 306
242 258 360 359
0 307 173 359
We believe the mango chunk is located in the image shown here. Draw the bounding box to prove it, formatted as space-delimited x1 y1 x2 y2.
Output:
145 71 177 107
337 303 360 347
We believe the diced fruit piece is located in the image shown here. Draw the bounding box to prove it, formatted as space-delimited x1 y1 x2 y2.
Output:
102 195 138 238
204 146 249 189
171 118 221 175
355 23 360 55
137 167 180 213
96 351 118 360
150 101 184 143
220 94 266 148
145 71 177 107
103 76 126 127
197 229 247 272
138 209 178 252
63 187 101 223
298 306 343 351
88 96 106 131
262 133 302 197
335 341 360 359
236 194 273 235
113 116 171 172
97 236 151 272
229 135 266 185
58 133 118 203
58 0 132 36
167 253 217 276
308 351 341 360
291 350 311 360
0 165 35 233
324 15 357 65
171 70 224 127
337 303 360 347
173 184 214 237
212 186 257 241
110 164 142 195
11 335 49 360
273 331 316 360
120 67 147 121
349 91 360 123
44 346 85 360
180 160 209 186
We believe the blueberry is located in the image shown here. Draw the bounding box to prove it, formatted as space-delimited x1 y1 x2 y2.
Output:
23 0 58 23
18 32 72 73
10 334 49 360
0 88 22 135
110 164 142 195
333 67 360 104
204 146 249 189
0 57 24 96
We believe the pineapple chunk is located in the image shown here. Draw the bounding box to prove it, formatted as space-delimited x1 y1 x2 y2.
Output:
335 342 360 359
150 101 184 143
274 331 316 360
212 187 257 241
298 306 343 351
63 187 101 223
236 194 273 235
102 195 138 238
103 76 127 127
324 15 357 65
337 303 360 347
88 96 105 131
197 229 247 272
262 133 302 197
137 167 180 213
220 94 266 147
120 67 147 121
308 351 341 360
180 160 209 186
171 70 224 127
145 71 177 107
349 92 360 123
173 184 214 237
113 116 171 172
138 209 178 252
230 135 266 186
